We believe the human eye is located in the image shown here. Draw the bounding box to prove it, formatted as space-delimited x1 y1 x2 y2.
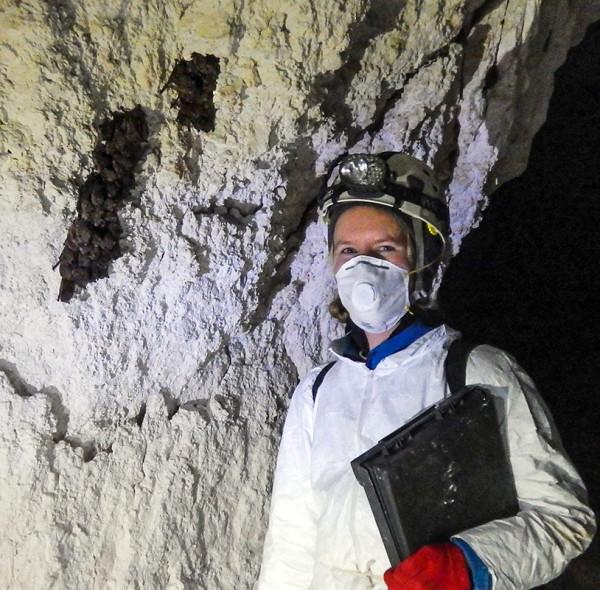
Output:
340 246 357 255
378 244 395 252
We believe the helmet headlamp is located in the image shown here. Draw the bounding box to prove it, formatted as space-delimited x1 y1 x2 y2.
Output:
339 154 387 190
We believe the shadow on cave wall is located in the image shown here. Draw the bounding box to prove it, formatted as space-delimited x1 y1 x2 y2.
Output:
439 20 600 589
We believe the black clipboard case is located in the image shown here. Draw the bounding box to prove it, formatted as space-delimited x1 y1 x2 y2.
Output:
351 386 519 566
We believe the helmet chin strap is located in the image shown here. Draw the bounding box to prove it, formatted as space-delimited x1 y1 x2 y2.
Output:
407 217 429 304
406 215 446 306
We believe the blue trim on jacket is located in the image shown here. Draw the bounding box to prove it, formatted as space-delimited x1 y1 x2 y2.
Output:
366 320 433 369
452 538 492 590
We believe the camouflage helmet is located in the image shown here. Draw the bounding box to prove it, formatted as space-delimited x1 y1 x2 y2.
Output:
318 152 449 305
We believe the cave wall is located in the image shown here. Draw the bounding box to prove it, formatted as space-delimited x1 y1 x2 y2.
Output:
0 1 598 588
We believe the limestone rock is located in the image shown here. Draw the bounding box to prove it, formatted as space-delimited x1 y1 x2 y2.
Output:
0 1 598 588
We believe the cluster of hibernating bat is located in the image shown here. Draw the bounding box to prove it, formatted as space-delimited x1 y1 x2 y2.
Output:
56 54 221 301
56 105 149 302
161 53 220 132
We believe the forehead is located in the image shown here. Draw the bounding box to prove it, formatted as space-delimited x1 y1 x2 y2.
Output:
332 205 407 243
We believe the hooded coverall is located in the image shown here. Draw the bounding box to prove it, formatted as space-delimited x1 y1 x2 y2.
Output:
257 324 596 590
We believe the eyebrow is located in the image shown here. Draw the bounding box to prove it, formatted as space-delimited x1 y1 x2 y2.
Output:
334 235 405 248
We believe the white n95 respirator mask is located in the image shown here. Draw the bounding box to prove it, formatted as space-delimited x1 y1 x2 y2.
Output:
335 255 410 334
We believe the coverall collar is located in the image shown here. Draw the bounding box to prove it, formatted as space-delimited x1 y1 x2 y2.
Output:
365 320 434 369
330 316 439 369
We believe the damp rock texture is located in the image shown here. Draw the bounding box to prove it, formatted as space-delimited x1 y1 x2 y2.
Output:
0 1 598 588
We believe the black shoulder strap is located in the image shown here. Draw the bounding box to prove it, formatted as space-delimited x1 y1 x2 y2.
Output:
312 340 476 402
312 361 336 402
445 338 479 395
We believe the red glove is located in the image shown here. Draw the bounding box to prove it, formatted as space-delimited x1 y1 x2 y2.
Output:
384 543 471 590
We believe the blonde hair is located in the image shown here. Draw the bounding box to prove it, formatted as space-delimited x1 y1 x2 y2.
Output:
329 296 350 323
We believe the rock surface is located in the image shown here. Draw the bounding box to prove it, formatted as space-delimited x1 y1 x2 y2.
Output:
0 1 598 588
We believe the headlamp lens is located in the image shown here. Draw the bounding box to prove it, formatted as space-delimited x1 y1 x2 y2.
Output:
339 155 387 189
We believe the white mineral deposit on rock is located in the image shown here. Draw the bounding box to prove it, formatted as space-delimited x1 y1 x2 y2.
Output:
0 1 598 588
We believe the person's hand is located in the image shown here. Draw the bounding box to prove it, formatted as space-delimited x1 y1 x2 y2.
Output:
384 543 471 590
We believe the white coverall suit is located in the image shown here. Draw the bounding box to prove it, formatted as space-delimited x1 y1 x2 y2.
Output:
257 325 596 590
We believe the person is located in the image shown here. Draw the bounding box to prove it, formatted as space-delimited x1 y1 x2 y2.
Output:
256 152 596 590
